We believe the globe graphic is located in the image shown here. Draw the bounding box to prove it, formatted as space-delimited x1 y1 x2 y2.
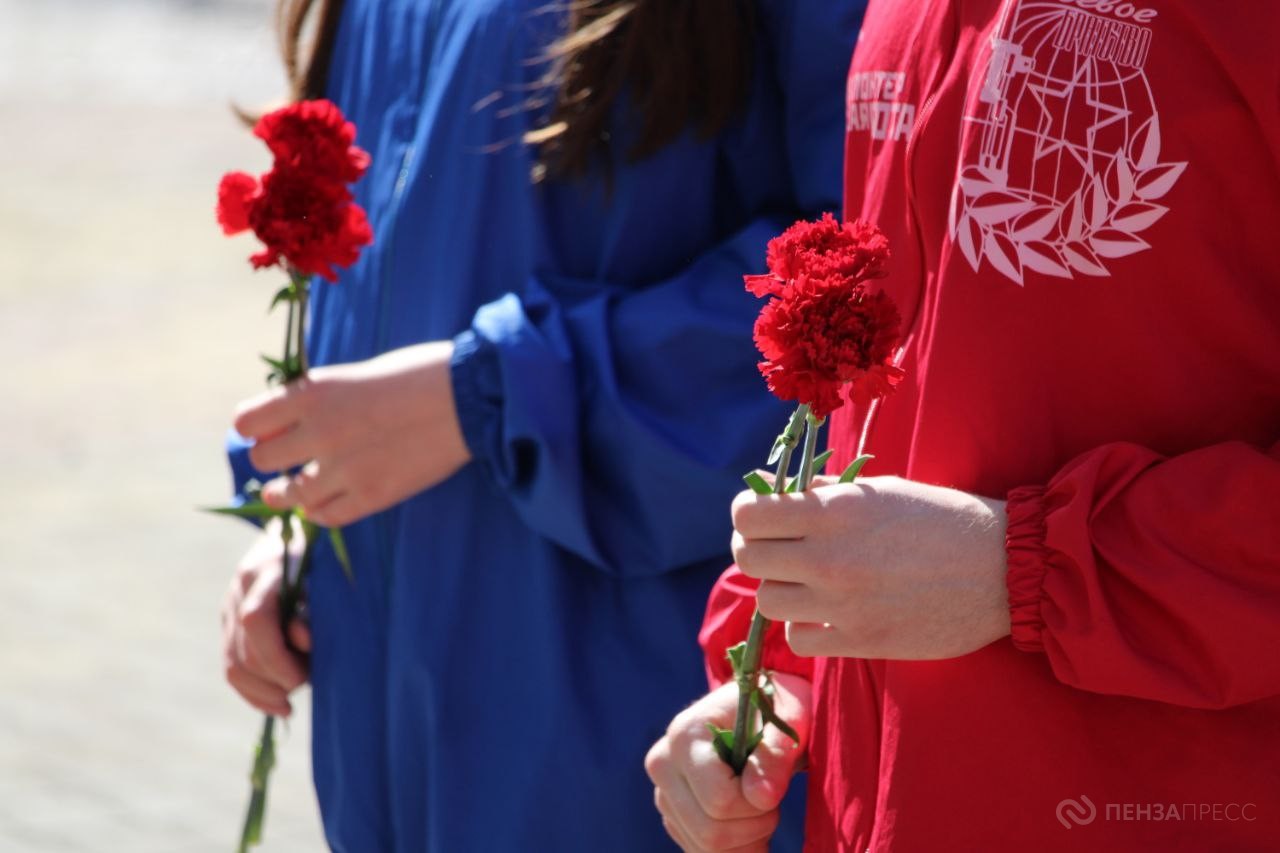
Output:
949 1 1184 284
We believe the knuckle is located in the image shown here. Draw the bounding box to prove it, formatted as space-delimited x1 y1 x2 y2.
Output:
700 785 741 821
667 710 702 747
730 490 758 531
643 741 667 782
232 398 261 434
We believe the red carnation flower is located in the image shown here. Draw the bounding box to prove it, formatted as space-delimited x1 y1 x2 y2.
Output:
217 172 259 235
747 217 902 418
746 212 890 298
253 99 370 184
216 100 373 282
244 168 372 282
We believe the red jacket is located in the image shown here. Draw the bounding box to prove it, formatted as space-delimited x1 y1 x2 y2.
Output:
702 1 1280 850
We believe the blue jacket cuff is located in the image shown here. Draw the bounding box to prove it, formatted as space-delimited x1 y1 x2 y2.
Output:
450 327 505 485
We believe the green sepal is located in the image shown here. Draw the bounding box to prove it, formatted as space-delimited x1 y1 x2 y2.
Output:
786 449 834 491
752 681 801 746
328 527 355 585
742 471 774 495
838 454 875 483
706 724 737 767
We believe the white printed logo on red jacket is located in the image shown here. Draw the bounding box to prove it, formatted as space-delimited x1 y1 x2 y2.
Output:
948 0 1186 285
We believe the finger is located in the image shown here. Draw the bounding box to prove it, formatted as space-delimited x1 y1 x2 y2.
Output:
288 618 313 653
305 492 361 528
755 580 828 623
680 742 769 821
655 788 702 852
647 728 765 823
224 657 292 717
244 618 309 692
730 490 816 540
732 535 817 583
248 425 314 474
740 720 804 813
233 382 306 440
659 785 778 852
784 621 843 658
261 463 341 513
241 576 309 691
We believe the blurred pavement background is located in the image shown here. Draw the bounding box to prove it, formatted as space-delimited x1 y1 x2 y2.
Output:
0 0 328 848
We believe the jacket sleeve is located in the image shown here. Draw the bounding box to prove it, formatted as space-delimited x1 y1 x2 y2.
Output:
447 2 863 578
699 565 815 689
1006 438 1280 709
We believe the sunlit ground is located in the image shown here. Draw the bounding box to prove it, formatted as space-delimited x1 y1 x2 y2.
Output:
0 0 327 848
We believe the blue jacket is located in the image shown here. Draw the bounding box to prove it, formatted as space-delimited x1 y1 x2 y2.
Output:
229 1 864 849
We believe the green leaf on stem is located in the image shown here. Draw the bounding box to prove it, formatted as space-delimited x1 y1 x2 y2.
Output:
742 471 774 495
260 353 302 385
766 438 785 467
202 501 291 522
328 527 355 585
766 406 809 466
752 680 801 746
269 283 296 313
706 724 737 767
726 641 748 677
838 454 875 483
786 449 835 491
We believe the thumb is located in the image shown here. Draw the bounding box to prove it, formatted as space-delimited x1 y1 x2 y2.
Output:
740 724 804 811
739 672 812 812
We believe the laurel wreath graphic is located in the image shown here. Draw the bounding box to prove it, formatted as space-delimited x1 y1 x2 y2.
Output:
951 115 1187 284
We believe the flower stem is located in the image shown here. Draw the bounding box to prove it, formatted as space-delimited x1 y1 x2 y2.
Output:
729 607 769 774
292 270 309 376
238 714 276 853
282 293 295 381
795 414 826 492
728 403 809 773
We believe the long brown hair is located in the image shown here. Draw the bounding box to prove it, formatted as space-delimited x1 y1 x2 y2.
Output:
276 0 754 180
